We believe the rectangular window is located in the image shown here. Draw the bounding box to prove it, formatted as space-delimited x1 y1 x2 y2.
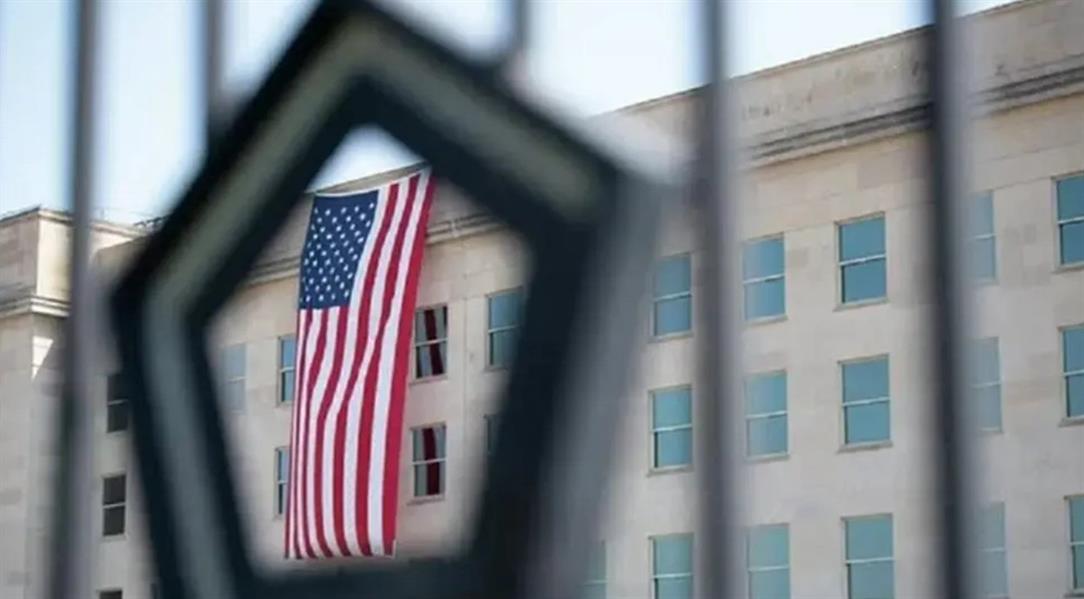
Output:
970 193 997 281
488 290 522 368
1056 174 1084 266
278 335 296 404
747 524 790 599
106 372 128 433
485 414 500 456
582 541 606 599
979 503 1008 598
221 343 246 410
844 515 894 599
414 305 448 378
842 357 890 445
651 387 692 468
411 425 446 497
745 372 787 457
1064 325 1084 418
1070 496 1084 591
971 338 1002 431
98 590 122 599
274 447 289 517
102 474 126 537
653 254 692 336
652 534 692 599
839 216 886 304
743 237 785 320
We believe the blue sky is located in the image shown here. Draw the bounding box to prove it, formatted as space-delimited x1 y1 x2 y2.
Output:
0 0 1010 223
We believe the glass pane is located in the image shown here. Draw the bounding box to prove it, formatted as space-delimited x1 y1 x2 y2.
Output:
654 296 691 336
845 403 890 444
416 341 447 378
225 380 245 410
280 370 295 403
277 483 287 515
745 278 785 320
848 562 894 599
653 535 692 575
100 591 122 599
485 415 499 455
747 416 787 456
749 569 790 599
1074 546 1084 590
279 335 296 368
971 339 1000 385
846 516 893 560
489 329 516 368
103 476 126 505
107 372 126 400
978 504 1005 549
1064 327 1084 372
655 255 691 297
980 551 1007 598
655 429 692 468
843 359 889 404
223 344 245 379
653 388 692 428
970 194 994 236
748 525 789 569
1057 175 1084 220
655 577 692 599
840 217 885 261
842 260 886 303
971 237 997 281
413 426 446 460
743 237 784 280
276 448 290 479
413 462 444 497
415 306 448 342
746 373 787 414
103 505 125 536
975 385 1002 431
585 542 606 581
106 403 128 433
1070 374 1084 418
1061 221 1084 265
1070 497 1084 541
582 583 606 599
488 290 521 329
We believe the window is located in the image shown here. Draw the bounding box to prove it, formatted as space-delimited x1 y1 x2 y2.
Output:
411 425 446 497
745 372 787 457
414 305 448 378
278 335 296 404
978 503 1008 598
747 524 789 599
102 474 126 536
743 237 785 320
582 542 606 599
274 447 289 517
1056 174 1084 266
842 357 890 445
652 534 692 599
844 515 894 599
1064 325 1084 418
488 290 522 368
1070 496 1084 592
98 590 122 599
485 414 500 456
651 387 692 468
971 338 1002 431
106 372 128 433
839 216 886 304
653 254 692 336
221 343 245 410
970 193 997 281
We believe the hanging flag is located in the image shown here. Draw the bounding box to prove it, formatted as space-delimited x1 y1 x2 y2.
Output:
285 170 435 559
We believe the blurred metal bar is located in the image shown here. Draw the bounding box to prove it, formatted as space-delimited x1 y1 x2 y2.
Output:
202 0 224 148
926 1 978 598
696 1 744 598
48 1 98 598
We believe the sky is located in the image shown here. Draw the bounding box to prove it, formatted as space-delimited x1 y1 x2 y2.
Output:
0 0 1011 223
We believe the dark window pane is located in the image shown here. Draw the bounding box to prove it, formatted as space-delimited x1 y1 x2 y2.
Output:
655 577 692 599
970 194 994 236
749 570 790 599
971 339 1000 385
1072 546 1084 590
655 255 691 297
485 415 499 456
978 504 1004 549
103 505 125 536
653 388 691 428
655 296 691 336
842 260 886 303
743 238 784 280
280 370 295 403
976 385 1002 430
1062 221 1084 265
653 536 692 575
416 341 447 377
655 429 692 467
225 380 245 410
843 359 889 404
99 591 123 599
107 373 126 400
414 306 448 342
412 426 446 461
1070 497 1084 541
103 476 126 505
748 525 789 569
848 562 894 599
106 403 128 433
746 373 787 414
845 403 890 444
846 516 893 560
744 278 785 320
840 217 885 261
279 336 296 368
1057 175 1084 220
489 329 516 367
223 344 245 379
488 291 521 329
971 237 996 280
747 416 787 456
1070 374 1084 418
1065 327 1084 372
413 462 444 497
980 551 1007 598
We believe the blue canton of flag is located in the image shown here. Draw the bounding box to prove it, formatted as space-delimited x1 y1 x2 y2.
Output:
299 192 378 310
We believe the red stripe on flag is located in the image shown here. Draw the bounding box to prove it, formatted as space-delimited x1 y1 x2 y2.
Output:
301 310 332 557
311 307 351 556
285 310 308 558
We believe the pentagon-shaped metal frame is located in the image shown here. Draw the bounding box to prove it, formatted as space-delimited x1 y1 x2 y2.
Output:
110 2 666 599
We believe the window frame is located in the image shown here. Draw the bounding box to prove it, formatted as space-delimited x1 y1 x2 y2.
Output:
744 370 788 459
840 355 891 447
486 288 523 370
277 335 296 404
413 303 449 380
837 214 887 306
842 514 895 599
650 385 694 470
971 337 1002 433
1062 324 1084 421
274 446 289 518
105 372 128 434
410 423 447 499
741 235 786 322
1069 495 1084 593
650 533 693 599
1055 172 1084 267
978 502 1008 599
970 192 997 282
746 523 790 599
652 253 693 338
101 473 127 538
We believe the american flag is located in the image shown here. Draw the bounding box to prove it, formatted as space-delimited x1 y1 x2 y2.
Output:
285 170 435 558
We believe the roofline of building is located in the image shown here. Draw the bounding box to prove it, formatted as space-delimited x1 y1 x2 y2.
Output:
0 205 147 238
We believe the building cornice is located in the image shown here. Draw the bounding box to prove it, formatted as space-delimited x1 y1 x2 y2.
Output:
0 294 71 321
